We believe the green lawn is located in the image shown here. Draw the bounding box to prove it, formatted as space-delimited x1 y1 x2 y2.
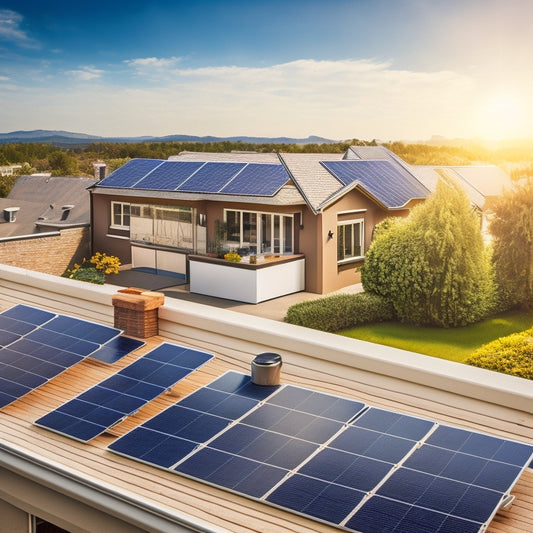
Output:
338 311 533 362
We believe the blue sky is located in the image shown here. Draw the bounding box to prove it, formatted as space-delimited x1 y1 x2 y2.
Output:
1 0 531 140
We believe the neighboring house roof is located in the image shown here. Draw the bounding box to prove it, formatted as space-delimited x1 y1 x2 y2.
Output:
94 147 511 215
0 175 96 239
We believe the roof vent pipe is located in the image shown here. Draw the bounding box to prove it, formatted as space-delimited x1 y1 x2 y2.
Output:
3 207 20 223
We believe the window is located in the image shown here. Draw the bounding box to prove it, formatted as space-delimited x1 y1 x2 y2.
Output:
111 202 130 229
337 219 364 263
224 209 294 254
130 204 195 251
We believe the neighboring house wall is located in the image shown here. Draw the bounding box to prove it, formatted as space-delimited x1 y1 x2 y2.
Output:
0 227 89 276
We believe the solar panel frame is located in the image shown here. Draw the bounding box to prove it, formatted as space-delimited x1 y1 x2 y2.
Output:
35 343 214 442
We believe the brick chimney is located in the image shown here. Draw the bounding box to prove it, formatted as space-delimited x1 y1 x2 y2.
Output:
112 288 165 338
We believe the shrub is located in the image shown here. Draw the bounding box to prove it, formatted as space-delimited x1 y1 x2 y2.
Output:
285 292 395 332
466 327 533 379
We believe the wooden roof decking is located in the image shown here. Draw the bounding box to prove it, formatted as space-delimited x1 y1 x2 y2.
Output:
0 295 532 533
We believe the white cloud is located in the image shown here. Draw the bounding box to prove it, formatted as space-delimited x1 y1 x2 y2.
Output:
66 66 105 81
4 57 532 140
0 9 39 48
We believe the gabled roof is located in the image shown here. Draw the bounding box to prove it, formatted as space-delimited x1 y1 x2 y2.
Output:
0 176 96 238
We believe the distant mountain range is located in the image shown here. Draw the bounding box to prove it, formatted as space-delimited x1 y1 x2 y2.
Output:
0 130 339 147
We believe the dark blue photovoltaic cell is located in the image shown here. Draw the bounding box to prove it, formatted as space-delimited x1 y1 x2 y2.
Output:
352 407 435 440
219 164 289 196
25 328 99 357
0 316 36 336
0 329 21 347
266 473 365 525
208 371 280 400
97 159 164 188
403 444 523 492
427 425 533 466
134 161 205 190
376 467 503 523
321 160 429 208
177 162 246 192
346 496 482 533
35 343 214 441
1 304 55 326
43 315 121 344
90 336 145 364
176 447 288 496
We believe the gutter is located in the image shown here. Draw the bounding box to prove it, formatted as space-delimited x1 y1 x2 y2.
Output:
0 231 60 243
0 441 228 533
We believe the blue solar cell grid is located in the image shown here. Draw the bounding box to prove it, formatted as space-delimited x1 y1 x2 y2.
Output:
134 161 205 190
35 343 214 442
107 371 533 533
177 162 246 193
321 160 429 208
0 305 143 409
97 159 164 188
219 164 289 196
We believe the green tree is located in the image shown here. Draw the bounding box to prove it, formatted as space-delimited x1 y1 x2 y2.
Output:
48 151 79 175
361 178 495 327
488 177 533 310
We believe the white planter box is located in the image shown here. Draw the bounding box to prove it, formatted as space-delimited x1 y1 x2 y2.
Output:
189 255 305 303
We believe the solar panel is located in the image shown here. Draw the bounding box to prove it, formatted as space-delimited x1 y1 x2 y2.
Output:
97 159 164 188
89 336 145 364
134 161 205 191
35 343 214 442
108 371 533 533
0 305 129 409
219 163 289 196
321 160 429 208
176 162 246 193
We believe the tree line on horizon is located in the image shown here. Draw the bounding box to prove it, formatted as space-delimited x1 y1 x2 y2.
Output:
0 138 532 192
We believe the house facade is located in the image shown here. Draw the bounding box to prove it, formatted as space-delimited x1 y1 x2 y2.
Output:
90 147 510 299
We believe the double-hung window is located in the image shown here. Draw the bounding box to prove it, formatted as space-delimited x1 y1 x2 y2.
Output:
111 202 130 229
337 219 364 263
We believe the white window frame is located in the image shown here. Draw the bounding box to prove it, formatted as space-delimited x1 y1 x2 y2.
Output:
337 218 364 264
110 201 131 230
224 209 294 255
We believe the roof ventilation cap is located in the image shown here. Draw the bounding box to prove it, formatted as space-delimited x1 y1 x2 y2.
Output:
3 207 20 223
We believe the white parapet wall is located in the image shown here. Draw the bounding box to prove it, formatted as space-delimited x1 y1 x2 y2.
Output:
0 263 532 420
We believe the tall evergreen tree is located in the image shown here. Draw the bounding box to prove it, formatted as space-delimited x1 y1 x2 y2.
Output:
488 177 533 310
361 178 495 327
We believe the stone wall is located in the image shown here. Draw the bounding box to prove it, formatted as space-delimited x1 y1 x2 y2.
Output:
0 227 90 276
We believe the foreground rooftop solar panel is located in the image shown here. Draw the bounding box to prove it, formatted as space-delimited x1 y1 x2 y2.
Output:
108 371 533 533
0 304 137 409
35 343 214 442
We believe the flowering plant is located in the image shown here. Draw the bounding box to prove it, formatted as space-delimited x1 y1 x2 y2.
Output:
224 251 242 262
64 253 121 284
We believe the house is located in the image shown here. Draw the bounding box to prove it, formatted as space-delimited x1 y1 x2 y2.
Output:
0 175 96 276
0 264 531 532
90 147 510 302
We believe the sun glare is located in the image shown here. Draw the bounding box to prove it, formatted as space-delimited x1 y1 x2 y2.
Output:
477 92 527 140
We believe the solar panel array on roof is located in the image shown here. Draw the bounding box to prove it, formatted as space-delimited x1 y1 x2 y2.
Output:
97 159 289 197
321 160 429 208
108 371 533 533
35 343 214 442
0 305 141 409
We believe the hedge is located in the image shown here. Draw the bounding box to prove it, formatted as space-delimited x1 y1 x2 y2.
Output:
466 327 533 380
284 292 395 332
